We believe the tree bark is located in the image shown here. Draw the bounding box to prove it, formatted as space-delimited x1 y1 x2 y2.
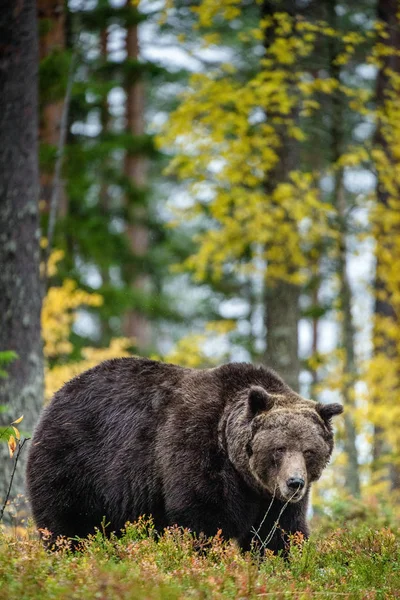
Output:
38 0 67 218
262 0 300 392
264 282 300 392
0 0 44 506
335 173 361 497
123 4 151 351
328 0 360 497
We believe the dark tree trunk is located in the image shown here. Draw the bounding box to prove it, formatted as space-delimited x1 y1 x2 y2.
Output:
373 0 400 492
38 0 67 218
123 4 151 351
264 282 300 392
98 26 115 344
262 0 300 392
0 0 44 505
327 0 360 497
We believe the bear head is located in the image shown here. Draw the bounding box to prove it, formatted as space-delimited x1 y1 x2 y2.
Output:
223 385 343 503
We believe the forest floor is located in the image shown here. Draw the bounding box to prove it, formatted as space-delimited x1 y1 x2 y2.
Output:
0 514 399 600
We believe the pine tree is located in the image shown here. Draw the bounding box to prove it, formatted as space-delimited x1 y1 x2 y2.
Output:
41 1 187 360
123 0 151 350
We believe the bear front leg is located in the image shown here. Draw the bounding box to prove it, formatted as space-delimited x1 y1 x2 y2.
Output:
246 498 309 557
165 499 239 546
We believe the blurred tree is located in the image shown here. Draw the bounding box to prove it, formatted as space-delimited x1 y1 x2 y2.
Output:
0 0 44 501
38 0 68 218
41 1 187 360
261 0 300 392
371 0 400 494
123 0 151 349
158 2 331 386
328 0 360 497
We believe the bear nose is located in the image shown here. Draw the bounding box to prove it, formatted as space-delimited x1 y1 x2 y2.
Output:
286 477 305 490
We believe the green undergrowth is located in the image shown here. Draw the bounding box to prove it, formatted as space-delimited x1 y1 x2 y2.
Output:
0 518 399 600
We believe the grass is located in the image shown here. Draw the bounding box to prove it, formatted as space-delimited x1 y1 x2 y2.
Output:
0 515 399 600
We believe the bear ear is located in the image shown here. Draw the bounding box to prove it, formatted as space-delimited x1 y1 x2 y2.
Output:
316 402 343 422
248 386 275 417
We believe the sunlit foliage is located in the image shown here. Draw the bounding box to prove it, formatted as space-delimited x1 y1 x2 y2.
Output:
41 251 132 400
1 518 400 598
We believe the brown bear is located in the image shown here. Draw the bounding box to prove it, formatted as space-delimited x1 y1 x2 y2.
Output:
26 358 342 554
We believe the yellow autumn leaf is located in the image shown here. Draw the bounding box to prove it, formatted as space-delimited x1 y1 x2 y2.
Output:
12 426 20 441
8 435 17 458
11 415 23 425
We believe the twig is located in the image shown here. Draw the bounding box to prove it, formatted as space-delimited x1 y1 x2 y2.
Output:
0 438 29 523
261 488 300 550
42 48 77 288
251 484 277 547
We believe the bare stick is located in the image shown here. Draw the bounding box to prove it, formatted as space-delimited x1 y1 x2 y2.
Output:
253 484 277 535
0 438 29 523
250 484 277 546
261 488 299 550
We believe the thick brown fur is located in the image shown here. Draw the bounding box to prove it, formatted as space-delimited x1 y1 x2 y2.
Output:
26 358 342 554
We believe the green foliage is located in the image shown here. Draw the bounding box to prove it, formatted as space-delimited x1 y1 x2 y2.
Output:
37 0 194 355
39 49 72 103
0 351 17 380
0 520 399 598
0 350 18 452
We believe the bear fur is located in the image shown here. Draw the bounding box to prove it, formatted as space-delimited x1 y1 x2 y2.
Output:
26 358 342 554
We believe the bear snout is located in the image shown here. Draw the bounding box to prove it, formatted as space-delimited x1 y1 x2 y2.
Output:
279 477 307 502
286 476 305 490
277 452 307 502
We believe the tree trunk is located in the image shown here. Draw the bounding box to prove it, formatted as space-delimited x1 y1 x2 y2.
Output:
335 174 361 497
262 0 300 392
264 282 300 392
98 26 115 344
123 4 150 351
0 0 44 507
328 0 360 497
99 27 109 218
373 0 400 492
38 0 67 218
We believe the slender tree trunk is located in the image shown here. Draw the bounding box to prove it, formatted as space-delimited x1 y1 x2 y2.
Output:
335 173 361 497
99 27 109 217
264 282 300 391
0 0 44 506
262 0 300 392
328 0 360 496
309 261 320 394
38 0 67 218
98 25 114 344
123 4 150 351
373 0 400 492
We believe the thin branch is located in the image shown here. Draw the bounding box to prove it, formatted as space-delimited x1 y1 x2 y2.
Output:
261 488 299 550
0 438 29 523
250 484 277 546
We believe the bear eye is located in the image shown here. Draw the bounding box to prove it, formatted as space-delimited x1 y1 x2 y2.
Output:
246 441 253 457
304 449 316 459
273 447 286 457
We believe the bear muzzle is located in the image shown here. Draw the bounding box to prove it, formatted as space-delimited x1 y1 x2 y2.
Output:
277 453 307 502
279 477 307 502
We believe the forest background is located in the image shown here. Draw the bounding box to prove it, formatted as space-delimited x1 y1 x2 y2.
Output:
1 0 400 524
